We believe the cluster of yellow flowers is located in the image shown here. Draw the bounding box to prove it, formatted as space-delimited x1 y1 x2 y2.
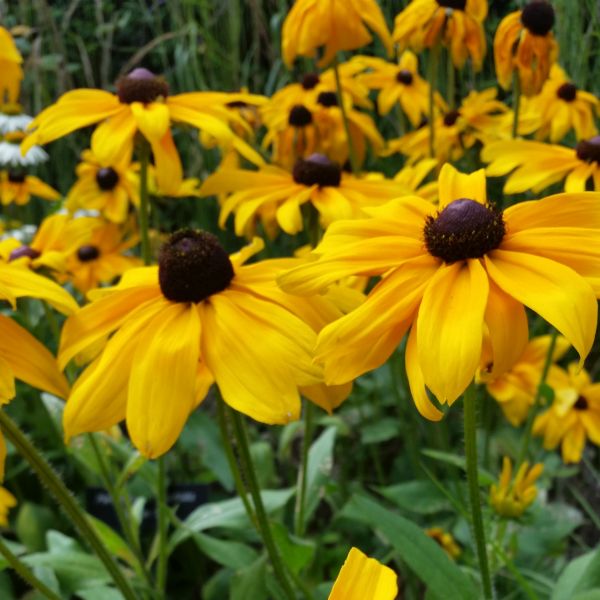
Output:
0 0 598 593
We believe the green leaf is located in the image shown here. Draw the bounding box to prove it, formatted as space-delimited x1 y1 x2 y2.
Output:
360 418 400 445
168 488 294 553
271 522 315 575
341 494 478 600
376 481 451 515
421 449 495 485
553 548 600 600
86 516 137 567
76 588 124 600
572 591 600 600
231 556 268 600
305 427 337 520
188 531 257 569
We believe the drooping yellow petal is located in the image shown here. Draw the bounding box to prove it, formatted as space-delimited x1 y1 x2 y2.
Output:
485 250 597 363
438 163 487 209
0 356 15 404
328 547 397 600
130 101 170 142
127 303 200 458
149 129 183 196
417 259 489 404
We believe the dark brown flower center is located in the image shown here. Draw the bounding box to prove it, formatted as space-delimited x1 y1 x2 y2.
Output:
8 170 25 183
556 82 577 102
292 154 341 187
9 245 40 261
521 1 555 36
225 100 249 109
576 136 600 164
396 69 414 85
443 110 461 126
77 245 100 262
317 91 338 107
158 230 234 303
302 73 320 90
436 0 467 9
574 395 588 411
424 199 506 263
117 68 169 104
96 167 120 191
288 104 313 127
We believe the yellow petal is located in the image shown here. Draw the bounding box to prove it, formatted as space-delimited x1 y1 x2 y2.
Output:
130 101 170 142
0 356 15 403
438 163 487 209
417 259 489 404
149 129 183 196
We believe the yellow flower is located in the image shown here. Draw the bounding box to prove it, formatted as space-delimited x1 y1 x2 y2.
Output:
65 218 141 294
58 233 328 458
393 0 487 71
200 155 415 237
21 69 263 195
282 0 393 68
0 170 59 206
328 547 397 600
0 27 23 104
0 486 16 525
425 527 461 559
525 65 599 142
358 51 444 126
483 137 600 193
65 149 139 223
280 164 600 420
490 457 543 518
485 335 570 427
533 363 600 463
494 1 558 96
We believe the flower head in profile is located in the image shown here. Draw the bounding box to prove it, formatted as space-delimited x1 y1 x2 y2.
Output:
533 364 600 463
280 164 600 420
494 0 558 96
483 137 600 193
484 335 570 426
490 457 543 518
21 68 263 195
328 547 397 600
58 232 333 458
0 27 23 104
282 0 393 68
425 528 461 559
393 0 488 71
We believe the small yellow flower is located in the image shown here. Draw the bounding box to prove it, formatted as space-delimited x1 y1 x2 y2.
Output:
0 170 59 206
0 487 16 525
533 364 600 463
494 1 558 96
282 0 393 68
0 26 23 104
328 547 397 600
426 527 461 559
490 457 543 518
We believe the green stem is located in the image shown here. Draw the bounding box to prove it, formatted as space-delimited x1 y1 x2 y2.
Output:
447 49 455 110
332 55 359 174
156 457 168 594
294 400 314 536
463 384 493 600
0 536 63 600
228 408 296 600
428 45 439 158
516 329 558 466
0 412 139 600
138 140 152 266
512 71 521 138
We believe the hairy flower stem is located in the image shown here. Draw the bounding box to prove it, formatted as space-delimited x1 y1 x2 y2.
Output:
138 139 152 266
0 412 139 600
333 55 359 174
463 384 493 599
228 408 296 600
428 45 440 158
512 72 521 138
0 535 63 600
294 400 314 536
517 329 558 466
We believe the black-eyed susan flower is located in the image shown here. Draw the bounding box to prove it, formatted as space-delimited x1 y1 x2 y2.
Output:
58 232 325 458
490 457 543 518
328 547 397 600
483 137 600 193
393 0 487 71
359 51 443 126
494 0 558 96
281 0 393 68
0 169 59 206
484 335 570 427
0 487 16 525
65 218 141 293
526 65 599 142
534 363 600 463
21 69 264 195
280 164 600 420
0 27 23 104
425 527 461 559
200 154 413 237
